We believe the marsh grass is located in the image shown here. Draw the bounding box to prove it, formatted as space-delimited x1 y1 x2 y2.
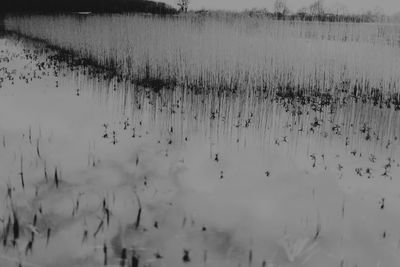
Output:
4 14 400 106
4 31 399 159
3 14 400 159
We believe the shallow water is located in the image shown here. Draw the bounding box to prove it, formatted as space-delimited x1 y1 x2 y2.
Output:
1 36 400 267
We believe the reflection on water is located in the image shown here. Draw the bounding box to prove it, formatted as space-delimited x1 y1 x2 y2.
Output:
0 35 400 267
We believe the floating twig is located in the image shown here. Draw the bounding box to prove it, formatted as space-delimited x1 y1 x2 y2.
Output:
183 249 190 263
46 228 51 246
54 167 59 188
134 192 142 230
20 154 24 190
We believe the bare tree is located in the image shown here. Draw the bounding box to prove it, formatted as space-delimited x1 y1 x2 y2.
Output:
177 0 189 13
309 0 325 16
273 0 289 16
297 6 309 15
330 2 348 15
372 5 384 17
372 6 386 22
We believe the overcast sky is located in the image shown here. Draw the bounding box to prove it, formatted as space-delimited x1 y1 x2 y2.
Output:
163 0 400 15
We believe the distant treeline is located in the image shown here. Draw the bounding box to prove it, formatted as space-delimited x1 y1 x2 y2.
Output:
190 9 400 24
0 0 177 14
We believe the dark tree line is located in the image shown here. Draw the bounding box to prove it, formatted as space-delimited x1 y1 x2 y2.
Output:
0 0 177 14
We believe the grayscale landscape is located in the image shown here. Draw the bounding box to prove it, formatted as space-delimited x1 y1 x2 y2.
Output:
1 0 400 266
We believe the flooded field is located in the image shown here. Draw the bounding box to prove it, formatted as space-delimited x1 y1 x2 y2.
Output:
0 15 400 267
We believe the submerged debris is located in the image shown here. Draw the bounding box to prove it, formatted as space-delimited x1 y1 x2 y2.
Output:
182 249 191 263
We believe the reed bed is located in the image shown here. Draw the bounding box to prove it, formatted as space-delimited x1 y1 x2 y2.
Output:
67 54 400 156
4 14 400 105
